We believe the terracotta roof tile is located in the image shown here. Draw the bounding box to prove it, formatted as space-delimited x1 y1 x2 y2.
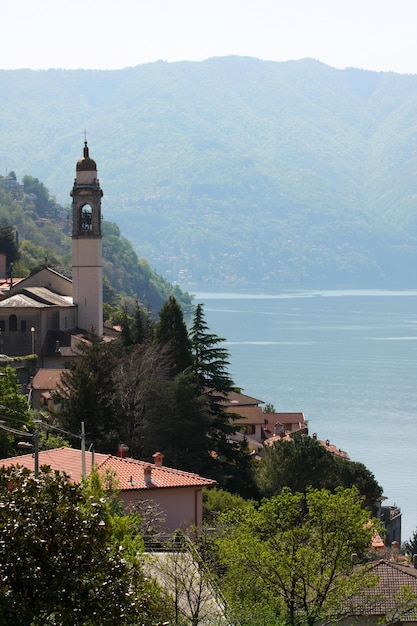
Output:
0 447 217 491
263 432 350 459
98 455 216 490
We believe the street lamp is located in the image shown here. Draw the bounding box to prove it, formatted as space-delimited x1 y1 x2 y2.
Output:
0 420 39 477
30 327 35 354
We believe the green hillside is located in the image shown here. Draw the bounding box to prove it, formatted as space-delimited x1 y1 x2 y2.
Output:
0 179 191 313
1 57 416 287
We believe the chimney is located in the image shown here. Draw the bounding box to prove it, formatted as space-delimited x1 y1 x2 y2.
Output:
144 465 152 486
152 451 164 467
116 443 129 458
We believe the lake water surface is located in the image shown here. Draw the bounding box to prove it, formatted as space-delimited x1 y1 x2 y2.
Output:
192 289 417 542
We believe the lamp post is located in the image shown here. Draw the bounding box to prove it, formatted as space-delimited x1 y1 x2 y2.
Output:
30 327 35 354
0 420 39 477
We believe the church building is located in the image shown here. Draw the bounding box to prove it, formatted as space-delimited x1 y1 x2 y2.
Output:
0 143 107 364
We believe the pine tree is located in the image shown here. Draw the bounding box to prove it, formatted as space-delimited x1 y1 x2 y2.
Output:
0 225 19 266
154 295 193 375
404 527 417 556
191 303 235 395
190 304 258 495
132 302 154 345
120 303 154 349
54 334 119 453
190 303 236 433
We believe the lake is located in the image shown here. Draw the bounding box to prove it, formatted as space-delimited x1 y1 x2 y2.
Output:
192 289 417 543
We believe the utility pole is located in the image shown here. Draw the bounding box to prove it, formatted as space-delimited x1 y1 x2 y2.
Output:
81 421 86 478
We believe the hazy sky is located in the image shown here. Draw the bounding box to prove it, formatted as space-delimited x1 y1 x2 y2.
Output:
2 0 417 74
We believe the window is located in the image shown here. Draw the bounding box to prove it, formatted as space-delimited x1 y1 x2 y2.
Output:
245 424 256 435
9 315 17 332
21 320 27 332
0 320 5 332
80 205 93 232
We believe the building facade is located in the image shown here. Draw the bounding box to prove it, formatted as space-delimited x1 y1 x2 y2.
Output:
0 143 104 359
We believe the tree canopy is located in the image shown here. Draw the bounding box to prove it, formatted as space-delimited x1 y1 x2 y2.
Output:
154 295 193 376
216 486 378 625
0 365 31 457
0 465 170 625
256 433 382 511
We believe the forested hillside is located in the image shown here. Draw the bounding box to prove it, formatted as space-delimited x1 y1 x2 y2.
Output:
1 57 416 287
0 177 191 312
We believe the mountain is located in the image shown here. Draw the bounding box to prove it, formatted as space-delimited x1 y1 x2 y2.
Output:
1 56 416 287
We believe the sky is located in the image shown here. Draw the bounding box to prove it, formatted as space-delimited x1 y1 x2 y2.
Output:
1 0 417 75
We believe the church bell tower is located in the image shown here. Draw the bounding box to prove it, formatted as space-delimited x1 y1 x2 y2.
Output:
71 142 103 336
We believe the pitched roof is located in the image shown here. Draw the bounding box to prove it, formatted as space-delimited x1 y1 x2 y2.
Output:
20 287 73 306
223 390 264 406
263 412 307 436
350 560 417 620
0 293 47 308
99 455 217 490
0 287 73 309
0 447 217 491
8 266 72 296
0 277 24 298
264 411 306 426
31 368 64 390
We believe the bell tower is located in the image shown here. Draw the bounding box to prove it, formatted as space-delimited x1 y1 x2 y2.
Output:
71 141 103 336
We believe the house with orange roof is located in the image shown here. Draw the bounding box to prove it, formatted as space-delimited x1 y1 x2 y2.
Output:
263 430 350 460
29 368 65 409
223 390 266 442
0 447 216 535
262 411 308 439
222 392 309 446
